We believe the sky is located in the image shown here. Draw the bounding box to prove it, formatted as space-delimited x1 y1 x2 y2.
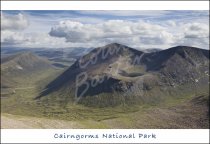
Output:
1 10 209 49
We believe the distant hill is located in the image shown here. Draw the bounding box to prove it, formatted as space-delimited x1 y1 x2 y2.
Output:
1 52 52 74
37 43 209 107
1 47 94 68
1 52 54 88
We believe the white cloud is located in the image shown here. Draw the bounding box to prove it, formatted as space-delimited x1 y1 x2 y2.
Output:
1 30 96 48
1 12 31 46
1 30 26 45
1 12 68 48
1 31 66 48
1 13 29 30
49 19 209 49
166 20 176 27
49 20 166 43
183 23 209 38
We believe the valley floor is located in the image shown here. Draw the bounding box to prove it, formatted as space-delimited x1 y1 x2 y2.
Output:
1 94 209 129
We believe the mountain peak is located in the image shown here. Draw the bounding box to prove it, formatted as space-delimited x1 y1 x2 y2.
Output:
1 52 34 63
105 42 124 47
77 43 142 66
103 43 132 50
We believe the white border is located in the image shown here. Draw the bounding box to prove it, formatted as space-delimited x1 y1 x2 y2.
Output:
1 1 209 10
1 129 210 143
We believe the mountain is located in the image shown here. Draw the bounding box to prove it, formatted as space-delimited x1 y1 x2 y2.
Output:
1 52 54 88
37 43 209 107
1 52 53 75
38 43 143 95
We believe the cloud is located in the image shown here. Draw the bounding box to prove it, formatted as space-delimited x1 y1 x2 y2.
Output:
1 31 26 45
1 30 69 48
1 12 29 30
166 20 177 27
1 30 95 48
49 19 209 49
183 23 209 38
0 12 65 48
49 20 166 43
1 12 29 46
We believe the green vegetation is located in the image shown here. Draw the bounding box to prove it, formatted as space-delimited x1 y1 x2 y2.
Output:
1 81 209 128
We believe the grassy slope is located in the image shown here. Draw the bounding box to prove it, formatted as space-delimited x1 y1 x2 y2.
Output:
1 82 209 128
1 93 209 129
